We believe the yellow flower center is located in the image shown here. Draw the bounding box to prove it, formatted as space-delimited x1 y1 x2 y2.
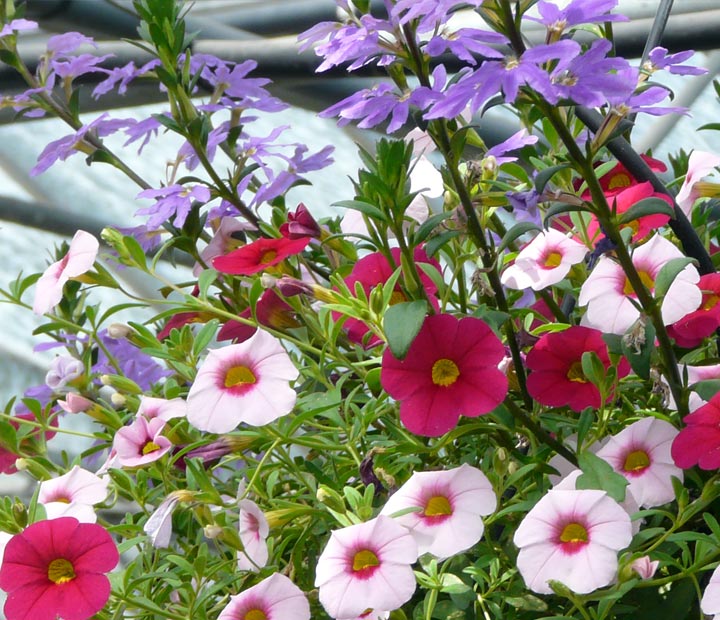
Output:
47 558 76 584
623 269 655 296
389 290 407 305
142 441 161 455
566 361 587 383
608 172 631 190
431 359 460 387
543 251 563 269
424 495 452 517
259 249 278 264
225 365 256 388
244 610 267 620
559 522 588 544
352 549 380 572
623 449 650 472
702 294 720 311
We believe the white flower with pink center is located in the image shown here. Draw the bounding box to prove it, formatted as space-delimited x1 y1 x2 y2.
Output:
137 396 187 421
501 229 587 291
595 417 683 508
218 573 310 620
579 234 701 335
113 416 172 467
379 463 496 559
237 499 269 572
676 150 720 216
702 565 720 620
315 515 418 619
514 488 632 594
666 363 720 412
33 229 99 315
38 465 109 523
187 329 299 434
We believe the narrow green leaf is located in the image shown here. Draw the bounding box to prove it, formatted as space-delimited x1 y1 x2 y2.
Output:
497 221 541 253
617 197 675 225
692 379 720 402
576 451 628 502
383 300 427 360
332 199 386 222
543 203 590 226
654 257 697 299
413 211 452 245
535 164 571 192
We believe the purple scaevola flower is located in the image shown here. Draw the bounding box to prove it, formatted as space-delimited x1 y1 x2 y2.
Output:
123 116 163 154
115 224 164 254
526 0 627 32
31 113 136 175
507 188 542 226
45 355 84 392
393 0 484 33
94 329 171 390
178 122 230 171
486 129 539 166
425 28 507 65
92 59 161 98
548 39 633 107
51 53 113 81
15 383 56 416
0 19 38 37
46 32 95 55
136 184 212 229
644 47 707 76
607 70 688 116
427 40 579 119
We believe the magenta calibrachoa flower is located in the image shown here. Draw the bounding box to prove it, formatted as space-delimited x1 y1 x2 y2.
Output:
579 234 701 335
379 464 496 559
381 314 508 437
33 229 99 315
671 391 720 470
595 417 683 508
187 329 299 433
38 465 109 522
237 498 270 572
218 573 310 620
501 229 587 291
513 488 633 594
315 515 418 619
0 517 119 620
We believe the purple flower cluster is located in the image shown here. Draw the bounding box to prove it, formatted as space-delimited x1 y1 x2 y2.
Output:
94 329 171 391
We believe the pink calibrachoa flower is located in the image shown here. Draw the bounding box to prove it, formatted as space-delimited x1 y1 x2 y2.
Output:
630 556 659 580
513 488 633 594
315 515 418 619
113 416 172 467
671 391 720 470
143 493 181 548
33 229 99 315
136 395 187 421
702 565 720 620
526 326 630 412
676 150 720 216
380 464 496 559
0 517 119 620
595 417 683 508
218 573 310 620
237 498 270 571
381 314 508 437
186 329 299 433
38 465 109 523
668 273 720 348
501 229 587 291
213 235 310 275
579 234 701 335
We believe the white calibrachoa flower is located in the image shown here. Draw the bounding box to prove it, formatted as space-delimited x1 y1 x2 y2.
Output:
702 565 720 620
501 229 588 291
676 150 720 216
237 498 270 572
218 573 310 620
514 488 633 594
38 465 109 523
379 463 496 559
187 329 299 433
595 417 683 508
315 515 418 619
136 396 187 421
579 234 701 335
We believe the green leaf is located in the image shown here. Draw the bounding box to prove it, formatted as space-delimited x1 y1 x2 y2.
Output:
413 211 453 245
497 221 541 253
654 257 697 299
617 197 675 225
576 451 628 502
383 300 427 360
543 202 590 227
692 379 720 401
580 350 605 386
618 320 655 380
535 164 571 192
699 122 720 132
332 199 386 222
425 230 460 256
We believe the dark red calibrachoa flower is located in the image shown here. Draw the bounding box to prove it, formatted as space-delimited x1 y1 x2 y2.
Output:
526 326 630 412
0 517 119 620
213 236 310 275
671 391 720 469
668 273 720 348
381 314 508 437
342 247 441 347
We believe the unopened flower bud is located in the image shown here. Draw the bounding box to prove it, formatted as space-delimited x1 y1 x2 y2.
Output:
107 323 133 339
203 524 223 539
110 392 126 408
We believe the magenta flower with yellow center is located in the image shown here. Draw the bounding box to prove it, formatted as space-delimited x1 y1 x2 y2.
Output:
315 515 418 619
381 314 508 437
514 488 632 594
187 329 299 433
218 573 310 620
380 463 496 559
